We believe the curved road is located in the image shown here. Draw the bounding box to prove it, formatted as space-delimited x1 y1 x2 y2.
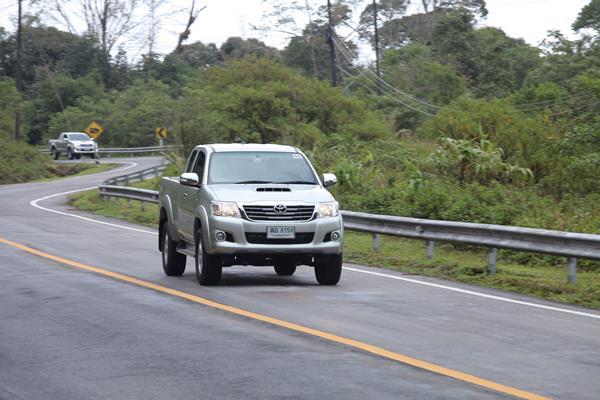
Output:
1 157 599 400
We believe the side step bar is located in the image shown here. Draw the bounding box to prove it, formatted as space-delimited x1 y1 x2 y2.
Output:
176 242 195 257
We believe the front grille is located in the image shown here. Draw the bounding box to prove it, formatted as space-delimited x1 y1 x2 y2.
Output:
256 187 291 192
243 205 315 221
245 232 314 245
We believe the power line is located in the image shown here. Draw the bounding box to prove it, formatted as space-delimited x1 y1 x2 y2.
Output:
333 35 441 112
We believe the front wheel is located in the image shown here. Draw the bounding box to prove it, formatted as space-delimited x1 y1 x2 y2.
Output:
195 228 222 286
160 223 186 276
314 254 342 285
67 147 74 160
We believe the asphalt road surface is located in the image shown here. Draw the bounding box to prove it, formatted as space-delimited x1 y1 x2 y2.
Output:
1 157 599 400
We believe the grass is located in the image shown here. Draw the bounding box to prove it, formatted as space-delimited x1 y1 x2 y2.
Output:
345 232 600 309
68 185 600 310
36 162 118 182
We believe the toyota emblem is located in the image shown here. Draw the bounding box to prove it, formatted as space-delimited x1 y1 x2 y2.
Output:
273 204 287 214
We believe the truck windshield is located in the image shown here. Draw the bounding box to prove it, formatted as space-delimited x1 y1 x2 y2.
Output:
208 152 318 185
67 133 91 141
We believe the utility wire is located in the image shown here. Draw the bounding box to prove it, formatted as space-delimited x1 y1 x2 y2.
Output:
333 36 440 114
333 35 442 111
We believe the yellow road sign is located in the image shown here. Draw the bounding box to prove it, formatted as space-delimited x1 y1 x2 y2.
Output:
155 127 168 140
85 121 104 139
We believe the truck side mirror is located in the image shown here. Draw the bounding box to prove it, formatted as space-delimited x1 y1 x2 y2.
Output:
322 173 337 188
179 172 200 186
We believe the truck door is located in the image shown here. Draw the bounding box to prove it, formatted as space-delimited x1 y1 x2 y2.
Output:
58 133 67 152
178 150 205 242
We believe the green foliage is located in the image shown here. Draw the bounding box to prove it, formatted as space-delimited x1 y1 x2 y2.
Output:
427 136 532 185
47 78 176 147
419 96 557 178
0 77 21 137
177 58 391 151
573 0 600 34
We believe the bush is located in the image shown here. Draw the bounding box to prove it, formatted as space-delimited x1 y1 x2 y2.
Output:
0 136 54 183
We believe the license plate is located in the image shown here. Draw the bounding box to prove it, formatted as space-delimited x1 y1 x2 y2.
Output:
267 226 295 239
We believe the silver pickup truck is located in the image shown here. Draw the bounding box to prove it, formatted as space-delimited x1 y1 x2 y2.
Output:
159 143 343 286
48 132 98 160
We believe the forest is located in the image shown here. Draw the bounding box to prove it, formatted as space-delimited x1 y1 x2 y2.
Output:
1 0 599 244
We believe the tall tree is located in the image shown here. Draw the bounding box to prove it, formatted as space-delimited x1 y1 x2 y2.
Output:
573 0 600 35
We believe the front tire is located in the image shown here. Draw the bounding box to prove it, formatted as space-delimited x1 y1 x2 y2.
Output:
314 254 342 285
160 223 186 276
195 227 222 286
67 147 74 160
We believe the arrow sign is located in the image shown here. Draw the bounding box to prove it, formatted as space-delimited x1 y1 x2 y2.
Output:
85 121 104 139
155 127 168 140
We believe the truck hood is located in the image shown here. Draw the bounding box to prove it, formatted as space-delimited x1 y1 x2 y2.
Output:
207 184 335 204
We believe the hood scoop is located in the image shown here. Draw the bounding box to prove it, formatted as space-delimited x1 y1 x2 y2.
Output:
256 187 291 192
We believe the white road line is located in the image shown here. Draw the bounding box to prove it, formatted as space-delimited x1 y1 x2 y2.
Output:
29 162 158 236
343 266 600 320
28 162 600 320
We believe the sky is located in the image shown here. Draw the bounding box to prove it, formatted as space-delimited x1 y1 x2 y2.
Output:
0 0 592 60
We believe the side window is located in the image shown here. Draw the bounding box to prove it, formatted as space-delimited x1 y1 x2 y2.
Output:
185 150 198 173
193 152 206 182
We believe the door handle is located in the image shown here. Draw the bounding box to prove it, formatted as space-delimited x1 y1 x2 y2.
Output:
183 192 188 198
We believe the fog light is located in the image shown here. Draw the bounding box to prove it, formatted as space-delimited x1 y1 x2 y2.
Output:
215 231 226 242
331 231 341 241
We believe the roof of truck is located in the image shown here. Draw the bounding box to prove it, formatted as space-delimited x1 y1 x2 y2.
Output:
202 143 299 153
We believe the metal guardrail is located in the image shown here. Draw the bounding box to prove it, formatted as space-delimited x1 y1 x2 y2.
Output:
96 185 600 283
41 145 179 155
102 165 168 186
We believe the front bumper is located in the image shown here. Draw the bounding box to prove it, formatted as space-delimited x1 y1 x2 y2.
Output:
73 148 98 154
204 215 343 255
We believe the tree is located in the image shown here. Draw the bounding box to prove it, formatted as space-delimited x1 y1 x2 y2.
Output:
573 0 600 35
176 58 391 151
358 0 408 46
220 37 279 60
0 78 22 139
282 23 357 82
165 41 222 68
416 0 487 18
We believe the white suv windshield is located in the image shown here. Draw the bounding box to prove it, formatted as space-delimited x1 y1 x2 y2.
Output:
67 133 90 141
208 152 318 185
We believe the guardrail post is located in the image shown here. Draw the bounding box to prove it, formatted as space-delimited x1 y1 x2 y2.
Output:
141 201 145 211
426 241 435 260
154 167 159 178
127 198 131 208
488 248 497 275
372 234 381 252
567 257 577 284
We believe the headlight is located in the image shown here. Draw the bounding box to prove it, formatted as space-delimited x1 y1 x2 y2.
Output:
317 202 338 218
211 201 240 218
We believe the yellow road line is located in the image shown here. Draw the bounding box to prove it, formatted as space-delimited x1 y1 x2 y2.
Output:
1 237 551 400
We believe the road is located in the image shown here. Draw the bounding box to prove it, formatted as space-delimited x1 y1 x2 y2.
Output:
1 157 599 400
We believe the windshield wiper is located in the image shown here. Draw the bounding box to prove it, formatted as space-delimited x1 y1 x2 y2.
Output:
235 180 274 184
277 180 316 185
